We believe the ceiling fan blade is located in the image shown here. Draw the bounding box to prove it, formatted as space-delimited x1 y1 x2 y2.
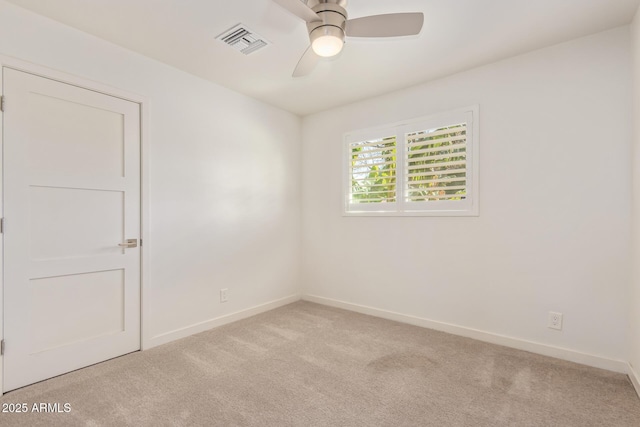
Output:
272 0 319 22
346 12 424 38
293 46 320 77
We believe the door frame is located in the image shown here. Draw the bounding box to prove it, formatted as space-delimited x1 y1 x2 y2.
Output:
0 55 151 394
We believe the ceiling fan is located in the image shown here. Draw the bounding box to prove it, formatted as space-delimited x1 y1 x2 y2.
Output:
273 0 424 77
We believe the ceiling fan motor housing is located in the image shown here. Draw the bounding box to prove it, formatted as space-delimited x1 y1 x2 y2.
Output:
306 0 348 50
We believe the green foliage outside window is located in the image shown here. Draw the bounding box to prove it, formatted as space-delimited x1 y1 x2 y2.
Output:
350 137 396 204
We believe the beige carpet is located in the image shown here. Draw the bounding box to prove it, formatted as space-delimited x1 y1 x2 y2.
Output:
0 301 638 426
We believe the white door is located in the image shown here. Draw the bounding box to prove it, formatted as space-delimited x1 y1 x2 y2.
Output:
3 68 141 392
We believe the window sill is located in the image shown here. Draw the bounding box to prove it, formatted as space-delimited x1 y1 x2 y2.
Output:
343 209 479 217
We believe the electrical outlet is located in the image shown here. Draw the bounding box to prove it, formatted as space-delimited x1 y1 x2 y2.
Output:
220 288 228 303
548 311 563 330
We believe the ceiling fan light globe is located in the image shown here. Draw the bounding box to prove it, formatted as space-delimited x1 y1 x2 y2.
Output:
309 25 345 58
312 35 344 57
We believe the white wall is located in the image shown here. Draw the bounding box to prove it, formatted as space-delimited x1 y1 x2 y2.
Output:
0 1 302 346
302 27 632 364
630 6 640 385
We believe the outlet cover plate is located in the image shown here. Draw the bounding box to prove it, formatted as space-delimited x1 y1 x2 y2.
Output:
548 311 563 330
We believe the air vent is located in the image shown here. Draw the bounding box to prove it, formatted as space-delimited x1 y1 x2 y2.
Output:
216 24 270 55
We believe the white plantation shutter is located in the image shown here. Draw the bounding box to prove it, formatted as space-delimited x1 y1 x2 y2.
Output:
405 123 467 202
344 107 477 216
347 135 397 207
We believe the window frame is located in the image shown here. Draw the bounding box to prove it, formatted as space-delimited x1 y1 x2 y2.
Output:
343 106 479 217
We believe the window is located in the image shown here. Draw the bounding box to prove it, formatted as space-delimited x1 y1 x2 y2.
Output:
344 106 478 216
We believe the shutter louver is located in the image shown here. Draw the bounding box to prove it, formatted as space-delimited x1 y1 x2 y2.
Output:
405 123 467 202
349 136 397 204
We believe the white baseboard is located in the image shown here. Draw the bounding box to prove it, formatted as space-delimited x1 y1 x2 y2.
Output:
628 363 640 398
147 294 301 349
303 294 628 374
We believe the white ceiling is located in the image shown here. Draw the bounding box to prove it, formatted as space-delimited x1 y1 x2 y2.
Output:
6 0 640 116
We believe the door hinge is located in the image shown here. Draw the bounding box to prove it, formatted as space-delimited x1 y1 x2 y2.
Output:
0 218 3 233
1 96 4 112
1 340 4 356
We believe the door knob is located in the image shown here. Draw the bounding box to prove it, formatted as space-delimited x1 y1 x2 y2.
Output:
118 239 138 248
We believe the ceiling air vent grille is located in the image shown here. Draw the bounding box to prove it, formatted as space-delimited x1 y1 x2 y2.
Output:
217 24 270 55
